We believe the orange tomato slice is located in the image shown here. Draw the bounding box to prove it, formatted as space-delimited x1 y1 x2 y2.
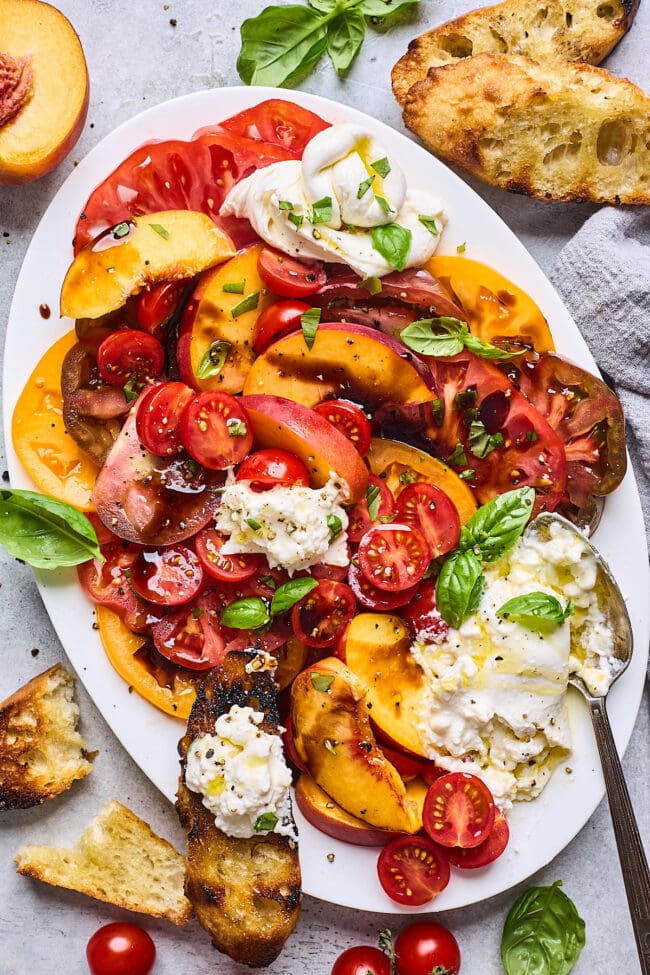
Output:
11 330 98 511
427 256 555 353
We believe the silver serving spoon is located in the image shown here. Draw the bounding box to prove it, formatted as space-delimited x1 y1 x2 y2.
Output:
527 513 650 974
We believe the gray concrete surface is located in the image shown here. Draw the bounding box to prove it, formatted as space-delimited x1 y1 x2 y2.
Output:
1 1 648 972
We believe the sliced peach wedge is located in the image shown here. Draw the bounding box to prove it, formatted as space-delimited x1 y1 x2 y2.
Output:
60 211 235 320
290 657 421 834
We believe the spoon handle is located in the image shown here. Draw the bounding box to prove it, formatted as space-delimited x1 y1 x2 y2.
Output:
589 695 650 974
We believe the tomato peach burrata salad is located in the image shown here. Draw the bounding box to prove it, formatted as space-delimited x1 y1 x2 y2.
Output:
11 99 628 906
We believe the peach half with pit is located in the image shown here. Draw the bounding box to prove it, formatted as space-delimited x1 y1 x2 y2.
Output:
60 211 235 321
240 394 369 503
290 657 421 833
242 322 435 409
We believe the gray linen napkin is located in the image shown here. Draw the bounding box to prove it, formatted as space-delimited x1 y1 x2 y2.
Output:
550 208 650 542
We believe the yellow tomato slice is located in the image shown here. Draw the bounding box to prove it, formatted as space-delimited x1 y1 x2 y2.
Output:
366 438 477 525
12 330 98 511
427 255 555 353
96 605 198 720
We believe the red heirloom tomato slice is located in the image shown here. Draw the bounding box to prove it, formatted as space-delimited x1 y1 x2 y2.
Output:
180 391 253 469
347 559 417 611
314 399 372 456
258 247 326 298
151 590 228 670
129 544 203 607
377 835 450 906
422 772 496 848
136 381 194 457
86 922 155 975
291 580 356 647
96 330 165 387
220 99 330 155
236 448 310 490
446 809 510 868
78 542 149 633
395 482 460 558
347 475 396 543
136 280 190 339
394 921 461 975
331 946 390 975
194 528 264 582
253 299 311 354
403 580 450 644
358 523 429 591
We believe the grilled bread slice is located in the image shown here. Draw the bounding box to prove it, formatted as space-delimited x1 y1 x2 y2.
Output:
0 663 95 810
403 53 650 204
177 652 301 968
392 0 639 104
14 800 193 924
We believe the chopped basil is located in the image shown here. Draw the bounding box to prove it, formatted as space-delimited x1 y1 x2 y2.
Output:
245 516 261 530
192 606 204 619
378 512 398 523
458 469 476 481
357 175 375 199
468 419 504 459
278 200 295 210
366 483 381 521
254 812 279 832
288 212 304 229
370 222 412 272
526 429 540 443
310 672 335 692
457 242 466 253
375 195 392 214
270 577 319 616
399 470 417 485
300 307 321 350
359 275 382 295
227 418 248 438
454 389 478 411
231 291 260 319
222 281 246 294
324 739 337 756
431 398 444 427
327 513 343 539
112 221 131 239
220 597 269 629
497 592 574 631
447 442 468 467
259 574 277 590
196 340 231 380
123 376 145 402
311 196 333 224
150 223 170 240
418 214 440 236
371 156 391 178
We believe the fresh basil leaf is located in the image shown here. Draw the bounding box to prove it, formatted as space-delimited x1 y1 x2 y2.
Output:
0 489 102 569
327 8 366 73
254 812 279 832
359 0 420 16
222 280 246 294
311 196 334 224
468 419 504 459
357 175 375 199
238 5 329 87
501 881 586 975
366 483 381 521
418 214 440 236
196 339 231 380
220 597 270 630
327 513 343 538
300 307 321 350
464 332 522 361
149 223 170 240
231 292 260 319
400 317 466 357
435 549 484 629
310 672 335 692
370 223 412 272
447 441 468 467
497 592 574 631
308 0 337 10
371 156 391 178
359 275 382 295
270 577 319 616
459 487 535 563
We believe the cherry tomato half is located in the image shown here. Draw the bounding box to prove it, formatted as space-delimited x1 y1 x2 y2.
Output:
331 946 391 975
236 448 310 490
136 279 189 339
136 381 194 456
377 835 450 906
180 391 253 469
422 772 496 848
395 482 460 558
394 921 460 975
86 922 155 975
347 475 396 543
78 542 149 633
253 299 311 354
151 590 228 669
403 580 450 644
358 523 430 592
291 579 356 648
258 246 326 298
194 528 264 582
314 400 372 456
446 808 510 868
129 544 203 606
97 330 165 386
347 559 417 612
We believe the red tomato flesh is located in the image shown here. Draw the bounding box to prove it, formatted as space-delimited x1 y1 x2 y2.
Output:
258 247 326 298
180 391 253 469
395 481 460 558
78 542 150 634
236 448 310 490
129 544 203 606
446 808 510 868
291 580 356 648
347 475 396 544
97 330 165 387
194 528 264 582
377 835 450 906
394 921 461 975
136 381 194 457
136 280 189 339
151 590 228 670
347 559 417 611
220 99 330 155
358 523 430 592
86 922 155 975
314 399 372 456
253 299 311 354
403 580 450 644
423 771 496 848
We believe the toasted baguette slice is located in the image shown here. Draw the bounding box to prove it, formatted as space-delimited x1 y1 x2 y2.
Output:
0 663 95 810
403 53 650 204
14 800 193 924
177 652 301 968
392 0 639 104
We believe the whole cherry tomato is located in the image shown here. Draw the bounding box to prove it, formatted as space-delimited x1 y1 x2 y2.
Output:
394 921 461 975
86 922 155 975
331 945 390 975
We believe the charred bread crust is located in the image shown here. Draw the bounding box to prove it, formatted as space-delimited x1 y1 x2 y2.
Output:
177 652 301 968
